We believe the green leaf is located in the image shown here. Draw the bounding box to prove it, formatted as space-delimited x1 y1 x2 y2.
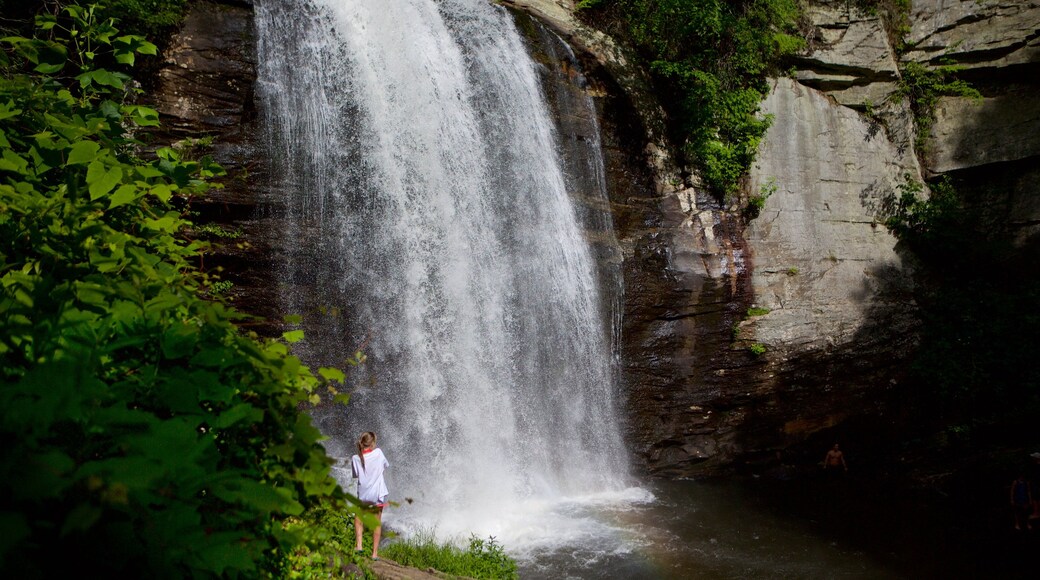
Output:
212 403 264 428
0 149 29 174
333 393 351 405
150 183 172 202
109 184 139 208
162 323 198 359
282 329 305 344
318 367 345 383
67 140 100 165
124 105 160 127
114 51 135 66
212 477 302 515
34 14 58 30
60 503 103 537
136 165 163 179
86 161 123 199
76 69 125 91
144 213 181 233
0 101 22 121
137 40 158 56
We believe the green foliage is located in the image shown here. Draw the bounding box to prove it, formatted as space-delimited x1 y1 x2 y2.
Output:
746 307 771 317
785 266 799 276
579 0 804 195
96 0 188 40
382 530 518 580
748 342 767 356
881 176 959 249
283 504 375 579
746 176 777 219
880 175 1040 419
0 5 352 576
207 279 234 296
898 61 981 152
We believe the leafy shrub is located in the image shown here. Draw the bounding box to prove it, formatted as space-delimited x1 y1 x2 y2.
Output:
0 5 351 576
746 176 777 219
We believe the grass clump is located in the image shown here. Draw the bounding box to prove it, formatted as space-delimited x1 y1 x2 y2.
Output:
382 530 518 580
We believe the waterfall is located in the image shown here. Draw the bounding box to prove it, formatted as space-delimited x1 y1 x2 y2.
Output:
255 0 630 543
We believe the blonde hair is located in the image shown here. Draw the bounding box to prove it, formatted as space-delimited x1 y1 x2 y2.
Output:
357 431 376 470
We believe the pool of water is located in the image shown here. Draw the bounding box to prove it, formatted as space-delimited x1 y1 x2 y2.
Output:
384 474 1036 579
511 479 905 579
506 476 1037 579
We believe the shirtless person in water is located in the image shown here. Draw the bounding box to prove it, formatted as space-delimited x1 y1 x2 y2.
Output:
824 443 847 472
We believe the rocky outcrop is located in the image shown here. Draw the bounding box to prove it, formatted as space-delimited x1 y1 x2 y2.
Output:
906 0 1040 248
928 90 1040 173
904 0 1040 73
794 1 901 108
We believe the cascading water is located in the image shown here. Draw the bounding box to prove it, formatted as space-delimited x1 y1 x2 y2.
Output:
255 0 636 551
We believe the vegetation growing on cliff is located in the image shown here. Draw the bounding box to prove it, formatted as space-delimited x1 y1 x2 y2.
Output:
882 176 1040 424
896 61 981 153
0 0 187 39
576 0 804 196
0 4 360 576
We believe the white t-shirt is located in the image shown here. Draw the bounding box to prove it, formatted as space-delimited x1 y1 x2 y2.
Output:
351 447 389 505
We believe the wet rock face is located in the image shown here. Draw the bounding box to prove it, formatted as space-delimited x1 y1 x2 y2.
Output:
150 0 282 335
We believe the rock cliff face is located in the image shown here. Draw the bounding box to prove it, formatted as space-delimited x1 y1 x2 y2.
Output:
150 0 284 335
156 0 1039 477
909 0 1040 250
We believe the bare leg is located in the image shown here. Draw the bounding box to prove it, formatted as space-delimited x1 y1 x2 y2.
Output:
355 514 364 551
372 509 383 559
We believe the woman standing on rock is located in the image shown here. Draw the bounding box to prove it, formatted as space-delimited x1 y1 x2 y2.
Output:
352 431 390 559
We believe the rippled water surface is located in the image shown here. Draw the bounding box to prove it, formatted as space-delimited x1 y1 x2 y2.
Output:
506 479 904 579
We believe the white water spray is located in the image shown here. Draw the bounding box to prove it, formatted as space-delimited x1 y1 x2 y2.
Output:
256 0 631 545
